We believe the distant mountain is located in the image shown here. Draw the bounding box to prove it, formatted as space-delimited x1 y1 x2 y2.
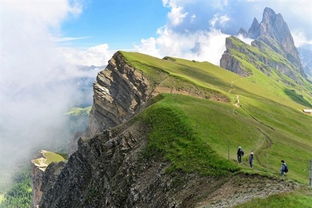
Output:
298 47 312 79
222 7 308 84
250 8 301 68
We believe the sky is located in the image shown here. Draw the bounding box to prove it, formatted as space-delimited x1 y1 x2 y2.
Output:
1 0 312 189
52 0 312 66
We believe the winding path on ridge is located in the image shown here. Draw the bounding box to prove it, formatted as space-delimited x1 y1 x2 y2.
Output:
228 77 274 169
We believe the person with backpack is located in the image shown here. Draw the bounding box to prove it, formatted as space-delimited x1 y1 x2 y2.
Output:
249 152 254 168
237 146 244 163
280 160 288 176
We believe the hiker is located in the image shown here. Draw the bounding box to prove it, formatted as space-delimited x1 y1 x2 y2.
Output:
280 160 288 176
249 152 254 168
237 146 244 163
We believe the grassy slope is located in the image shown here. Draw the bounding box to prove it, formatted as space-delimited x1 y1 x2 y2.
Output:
66 106 92 116
141 95 239 176
235 191 312 208
32 150 66 171
121 51 312 185
227 37 312 104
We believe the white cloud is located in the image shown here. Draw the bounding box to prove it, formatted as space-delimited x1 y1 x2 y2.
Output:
236 34 254 45
168 6 188 26
134 1 233 65
0 0 82 28
54 36 90 42
292 31 312 47
163 0 188 26
60 44 114 67
209 14 230 27
0 0 87 189
191 14 196 22
135 27 228 65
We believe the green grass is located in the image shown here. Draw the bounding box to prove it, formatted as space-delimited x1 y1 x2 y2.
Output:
141 95 239 176
66 106 92 116
284 89 312 107
120 51 312 184
121 51 312 111
32 150 66 171
139 94 312 182
235 192 312 208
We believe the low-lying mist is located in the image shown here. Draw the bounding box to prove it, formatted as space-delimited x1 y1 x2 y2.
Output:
0 0 99 190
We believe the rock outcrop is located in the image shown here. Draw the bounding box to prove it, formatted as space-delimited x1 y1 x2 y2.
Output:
247 18 260 39
220 38 251 77
88 52 151 137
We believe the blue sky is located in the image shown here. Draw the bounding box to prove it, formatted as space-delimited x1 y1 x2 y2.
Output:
57 0 312 64
61 0 169 48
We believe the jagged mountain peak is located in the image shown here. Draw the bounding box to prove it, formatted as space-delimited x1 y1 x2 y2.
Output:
237 28 248 37
263 7 278 20
222 7 310 83
250 8 299 63
231 7 304 77
260 7 291 41
248 17 260 39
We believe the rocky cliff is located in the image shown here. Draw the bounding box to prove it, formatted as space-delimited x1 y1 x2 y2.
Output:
221 7 306 81
88 52 152 137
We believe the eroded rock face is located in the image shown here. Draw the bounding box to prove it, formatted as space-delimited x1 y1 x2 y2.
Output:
220 52 249 77
88 51 151 137
38 123 200 208
32 164 44 208
32 162 66 208
220 38 251 77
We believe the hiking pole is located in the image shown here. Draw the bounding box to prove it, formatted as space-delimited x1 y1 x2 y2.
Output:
309 160 312 187
228 144 230 160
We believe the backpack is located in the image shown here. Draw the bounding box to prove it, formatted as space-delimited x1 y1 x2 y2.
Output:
284 164 288 173
241 150 244 156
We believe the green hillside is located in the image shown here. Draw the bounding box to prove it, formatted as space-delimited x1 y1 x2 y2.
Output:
120 51 312 184
236 191 312 208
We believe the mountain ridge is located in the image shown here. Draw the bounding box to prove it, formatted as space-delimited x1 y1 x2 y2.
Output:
30 7 312 208
32 50 312 207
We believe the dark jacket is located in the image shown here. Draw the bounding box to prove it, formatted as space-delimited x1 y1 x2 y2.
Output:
237 148 244 156
281 163 288 172
249 154 254 162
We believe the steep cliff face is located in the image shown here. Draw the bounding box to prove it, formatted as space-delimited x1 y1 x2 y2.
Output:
220 38 252 77
221 7 306 81
88 52 151 137
247 18 260 39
